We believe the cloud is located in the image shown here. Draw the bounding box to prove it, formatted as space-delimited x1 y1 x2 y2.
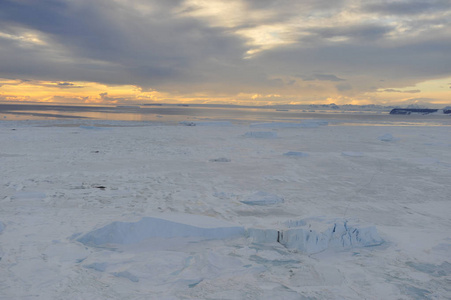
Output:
301 74 346 82
55 82 82 88
383 89 421 93
336 83 352 91
308 24 393 41
0 0 450 105
363 0 450 16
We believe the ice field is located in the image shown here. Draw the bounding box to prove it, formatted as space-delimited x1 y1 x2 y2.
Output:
0 113 450 299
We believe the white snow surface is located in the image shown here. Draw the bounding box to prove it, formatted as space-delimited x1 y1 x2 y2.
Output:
1 118 450 299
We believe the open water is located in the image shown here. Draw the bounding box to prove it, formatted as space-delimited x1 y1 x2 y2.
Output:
1 103 450 126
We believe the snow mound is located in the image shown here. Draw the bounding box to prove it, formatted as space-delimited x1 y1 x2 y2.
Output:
241 191 284 206
248 218 383 254
283 151 309 157
341 151 364 157
378 133 399 142
77 214 246 247
244 131 277 138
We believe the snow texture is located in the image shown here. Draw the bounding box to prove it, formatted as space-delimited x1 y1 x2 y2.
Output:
240 191 284 206
244 131 277 138
1 115 450 299
12 191 46 200
341 151 364 157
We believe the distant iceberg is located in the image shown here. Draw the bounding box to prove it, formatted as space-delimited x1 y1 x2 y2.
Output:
77 214 383 255
249 218 383 254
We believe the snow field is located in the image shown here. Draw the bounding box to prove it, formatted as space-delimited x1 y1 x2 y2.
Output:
0 120 450 299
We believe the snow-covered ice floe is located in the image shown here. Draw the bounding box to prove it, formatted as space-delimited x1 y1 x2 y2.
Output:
77 213 382 255
77 214 246 247
378 133 399 142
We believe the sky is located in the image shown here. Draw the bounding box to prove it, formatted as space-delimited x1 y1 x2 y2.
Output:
0 0 450 106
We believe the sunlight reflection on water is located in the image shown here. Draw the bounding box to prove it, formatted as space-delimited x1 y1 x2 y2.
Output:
0 104 450 126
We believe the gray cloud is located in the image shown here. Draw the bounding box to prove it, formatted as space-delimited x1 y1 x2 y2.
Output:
301 74 346 82
383 89 421 93
363 0 450 15
308 24 393 41
0 0 450 102
336 83 352 91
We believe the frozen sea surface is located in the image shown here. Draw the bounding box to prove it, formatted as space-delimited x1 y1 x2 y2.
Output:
0 114 450 299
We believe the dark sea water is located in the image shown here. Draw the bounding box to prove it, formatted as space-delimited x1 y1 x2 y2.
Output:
0 103 450 126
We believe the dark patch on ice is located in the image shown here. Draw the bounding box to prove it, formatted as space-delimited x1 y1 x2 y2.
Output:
94 186 106 190
283 151 309 157
188 279 203 288
209 157 231 162
180 121 196 126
